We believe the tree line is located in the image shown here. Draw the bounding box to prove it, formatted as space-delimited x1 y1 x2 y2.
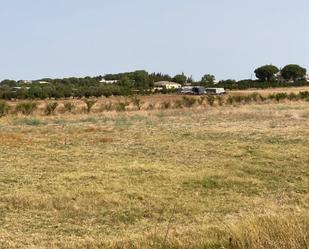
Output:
0 64 307 100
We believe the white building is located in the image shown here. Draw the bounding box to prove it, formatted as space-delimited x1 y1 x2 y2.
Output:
154 81 182 90
100 79 118 84
20 80 33 84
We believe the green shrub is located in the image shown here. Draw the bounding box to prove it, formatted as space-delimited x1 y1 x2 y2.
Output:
250 92 260 102
15 102 37 115
216 96 224 106
161 101 171 109
226 96 235 105
243 95 253 103
146 103 155 110
259 95 267 102
101 102 113 112
115 102 128 112
0 101 10 117
44 102 58 115
173 100 183 109
64 102 75 113
182 96 196 107
299 91 309 100
233 95 245 103
131 96 143 110
83 99 97 113
197 96 206 105
274 93 288 102
267 92 290 102
207 95 215 106
268 93 276 100
287 92 298 101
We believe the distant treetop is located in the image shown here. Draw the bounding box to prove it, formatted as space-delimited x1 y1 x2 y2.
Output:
254 65 279 82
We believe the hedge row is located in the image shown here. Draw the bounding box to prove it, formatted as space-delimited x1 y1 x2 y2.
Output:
0 92 308 118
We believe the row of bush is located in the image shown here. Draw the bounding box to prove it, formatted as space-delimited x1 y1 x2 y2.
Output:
0 92 308 118
212 79 308 90
0 99 98 117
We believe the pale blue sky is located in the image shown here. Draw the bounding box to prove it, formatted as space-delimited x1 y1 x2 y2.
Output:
1 0 308 81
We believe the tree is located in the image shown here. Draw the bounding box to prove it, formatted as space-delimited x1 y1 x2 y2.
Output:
83 99 97 113
118 76 134 88
0 79 17 87
201 74 215 84
149 73 172 82
173 73 187 84
187 75 194 83
132 70 152 88
117 76 134 95
254 65 279 82
281 64 307 82
0 101 10 117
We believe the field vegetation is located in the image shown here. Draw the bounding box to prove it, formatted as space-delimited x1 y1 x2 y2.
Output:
0 90 309 248
0 88 309 117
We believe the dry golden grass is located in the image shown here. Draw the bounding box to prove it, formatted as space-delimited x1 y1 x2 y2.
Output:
231 86 309 96
227 213 308 249
0 100 308 248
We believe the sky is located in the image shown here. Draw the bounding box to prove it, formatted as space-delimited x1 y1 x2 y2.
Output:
1 0 308 81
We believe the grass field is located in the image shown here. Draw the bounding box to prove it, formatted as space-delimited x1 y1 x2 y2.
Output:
0 100 309 248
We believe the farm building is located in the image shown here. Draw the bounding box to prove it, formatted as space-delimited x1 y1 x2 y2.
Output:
100 79 118 84
154 81 182 90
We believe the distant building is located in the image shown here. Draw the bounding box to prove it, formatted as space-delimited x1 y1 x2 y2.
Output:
12 87 22 92
154 81 182 90
100 79 118 84
20 80 33 84
12 86 30 92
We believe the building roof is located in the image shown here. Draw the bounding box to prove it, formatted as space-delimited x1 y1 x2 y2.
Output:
100 79 118 83
154 81 181 87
